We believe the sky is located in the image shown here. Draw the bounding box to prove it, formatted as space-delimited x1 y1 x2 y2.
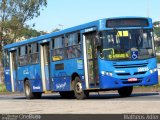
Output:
27 0 160 32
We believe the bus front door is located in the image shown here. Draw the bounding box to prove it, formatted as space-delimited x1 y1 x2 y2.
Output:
40 42 50 91
9 50 17 92
83 31 99 89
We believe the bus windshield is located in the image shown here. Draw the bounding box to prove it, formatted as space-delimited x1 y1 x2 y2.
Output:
99 29 155 60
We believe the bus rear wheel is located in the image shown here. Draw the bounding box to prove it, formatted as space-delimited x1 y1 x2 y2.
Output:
73 77 89 100
24 80 42 99
118 86 133 97
59 91 75 99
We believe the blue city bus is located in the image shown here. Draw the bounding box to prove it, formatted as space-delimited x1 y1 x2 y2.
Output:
3 17 158 99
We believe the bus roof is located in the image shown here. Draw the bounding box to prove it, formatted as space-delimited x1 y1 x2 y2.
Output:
4 16 151 49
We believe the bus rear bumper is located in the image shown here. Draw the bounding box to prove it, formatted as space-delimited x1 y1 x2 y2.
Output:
99 71 158 89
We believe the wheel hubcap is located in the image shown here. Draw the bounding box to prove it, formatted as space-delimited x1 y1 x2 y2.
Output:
75 82 82 94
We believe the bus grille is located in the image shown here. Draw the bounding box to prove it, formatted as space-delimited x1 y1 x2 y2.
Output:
116 71 147 76
113 63 148 68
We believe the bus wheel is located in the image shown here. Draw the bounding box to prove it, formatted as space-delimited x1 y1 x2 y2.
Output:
118 86 133 97
24 80 42 99
59 91 75 99
73 77 89 100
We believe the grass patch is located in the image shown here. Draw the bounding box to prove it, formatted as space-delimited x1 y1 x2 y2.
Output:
134 83 160 92
0 84 7 93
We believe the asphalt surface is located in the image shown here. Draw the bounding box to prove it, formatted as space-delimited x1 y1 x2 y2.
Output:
0 92 160 101
0 92 160 114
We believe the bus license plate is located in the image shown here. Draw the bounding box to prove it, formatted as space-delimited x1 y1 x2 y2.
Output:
128 78 137 82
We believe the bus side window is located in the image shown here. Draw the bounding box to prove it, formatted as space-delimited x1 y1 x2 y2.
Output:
65 32 81 59
28 45 31 63
18 45 28 66
30 43 39 64
52 36 64 61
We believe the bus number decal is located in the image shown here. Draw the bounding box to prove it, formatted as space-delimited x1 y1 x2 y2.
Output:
138 67 149 72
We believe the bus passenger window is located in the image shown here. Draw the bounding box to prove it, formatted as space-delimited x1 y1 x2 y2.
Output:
29 43 39 64
52 36 64 61
65 36 69 47
28 45 31 63
53 37 63 49
18 46 28 66
66 32 81 59
68 33 78 46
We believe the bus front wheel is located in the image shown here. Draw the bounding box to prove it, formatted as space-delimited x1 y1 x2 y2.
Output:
118 86 133 97
73 77 89 100
24 80 42 99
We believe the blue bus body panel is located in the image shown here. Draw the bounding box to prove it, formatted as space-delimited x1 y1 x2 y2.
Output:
99 72 158 89
99 58 158 89
17 80 24 92
17 64 43 92
52 77 71 91
51 58 84 91
30 79 43 92
4 68 12 92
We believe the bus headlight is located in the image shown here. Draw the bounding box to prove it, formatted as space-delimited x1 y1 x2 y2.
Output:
150 68 158 74
101 71 113 76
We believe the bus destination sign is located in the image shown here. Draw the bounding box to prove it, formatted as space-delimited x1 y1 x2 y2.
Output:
106 18 149 28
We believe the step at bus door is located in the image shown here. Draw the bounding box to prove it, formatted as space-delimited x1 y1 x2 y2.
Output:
83 31 99 89
40 42 50 91
9 50 17 92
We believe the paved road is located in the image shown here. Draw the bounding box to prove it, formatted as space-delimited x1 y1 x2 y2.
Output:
0 92 160 114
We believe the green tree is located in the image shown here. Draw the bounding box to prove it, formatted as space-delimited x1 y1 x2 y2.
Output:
153 21 160 38
154 27 160 38
0 0 47 58
19 26 42 39
153 21 160 26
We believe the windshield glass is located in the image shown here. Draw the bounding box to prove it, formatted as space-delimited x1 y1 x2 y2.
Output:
99 29 155 60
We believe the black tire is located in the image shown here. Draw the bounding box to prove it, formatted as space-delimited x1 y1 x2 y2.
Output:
73 77 89 100
118 86 133 97
59 91 75 99
24 80 42 99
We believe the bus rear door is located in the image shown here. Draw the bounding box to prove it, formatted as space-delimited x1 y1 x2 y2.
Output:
40 42 51 91
9 49 17 92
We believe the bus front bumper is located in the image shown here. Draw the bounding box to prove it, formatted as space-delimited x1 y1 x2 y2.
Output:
99 71 158 89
